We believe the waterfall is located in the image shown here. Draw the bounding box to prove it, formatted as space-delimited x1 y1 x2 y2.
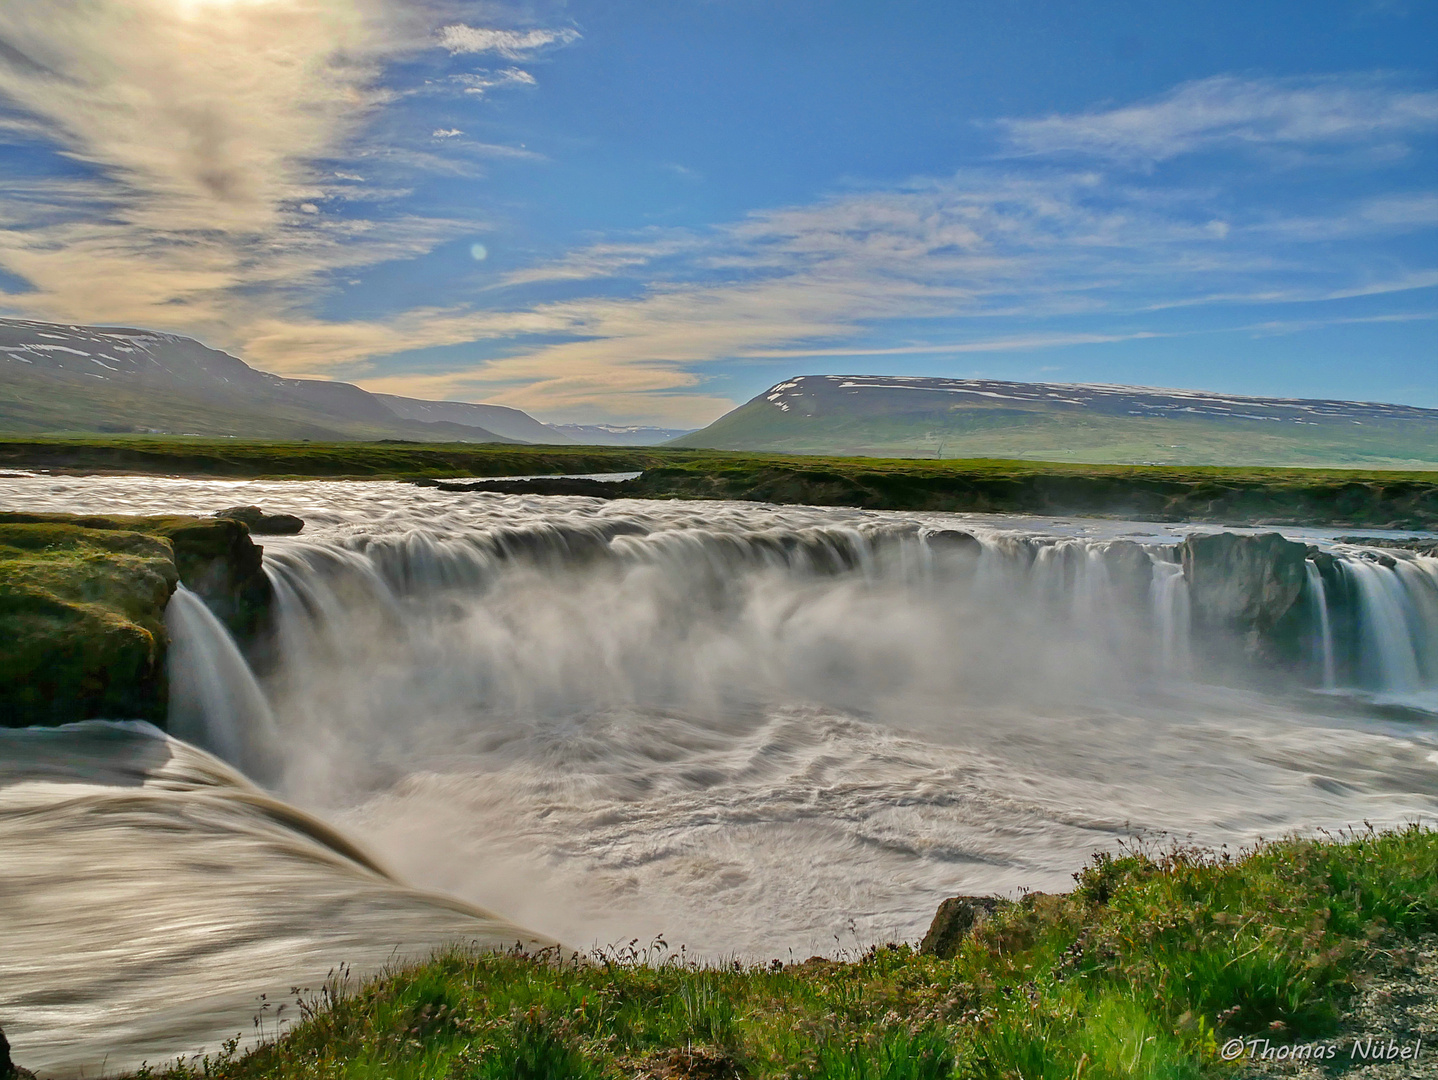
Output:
158 517 1438 792
9 472 1438 1080
1153 558 1191 674
1332 553 1438 699
1305 561 1336 689
165 586 281 781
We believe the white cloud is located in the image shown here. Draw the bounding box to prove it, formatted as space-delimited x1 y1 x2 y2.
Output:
0 1 414 234
352 156 1435 422
0 0 493 363
438 25 579 59
998 75 1438 164
451 68 537 97
0 38 1429 428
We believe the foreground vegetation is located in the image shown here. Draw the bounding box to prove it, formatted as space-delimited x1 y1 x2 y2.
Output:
2 436 1436 527
127 825 1437 1080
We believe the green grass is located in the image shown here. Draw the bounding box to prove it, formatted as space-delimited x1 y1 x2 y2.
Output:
2 437 1434 526
127 824 1438 1080
0 512 264 726
620 455 1438 529
0 435 669 479
0 519 179 725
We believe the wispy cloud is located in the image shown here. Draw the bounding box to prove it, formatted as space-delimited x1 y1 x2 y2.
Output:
497 236 699 286
438 24 579 58
736 331 1169 360
452 68 537 96
0 32 1430 428
362 137 1435 421
0 1 417 234
0 2 560 371
0 0 447 331
997 74 1438 164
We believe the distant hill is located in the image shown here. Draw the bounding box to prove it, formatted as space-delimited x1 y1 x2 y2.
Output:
0 319 525 443
374 394 572 444
546 423 696 446
672 374 1438 468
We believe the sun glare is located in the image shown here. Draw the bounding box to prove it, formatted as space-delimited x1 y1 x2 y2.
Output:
173 0 270 14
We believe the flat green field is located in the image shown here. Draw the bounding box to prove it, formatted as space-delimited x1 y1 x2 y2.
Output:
0 436 664 478
1 437 1434 528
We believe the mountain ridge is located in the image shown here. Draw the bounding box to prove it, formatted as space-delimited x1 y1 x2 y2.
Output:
673 374 1438 467
0 319 545 444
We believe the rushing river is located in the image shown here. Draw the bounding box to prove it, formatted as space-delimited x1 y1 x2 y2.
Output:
3 475 1437 1076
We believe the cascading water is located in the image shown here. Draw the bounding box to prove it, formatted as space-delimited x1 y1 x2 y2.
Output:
1331 553 1438 700
1153 557 1191 675
3 473 1437 1077
165 585 282 781
1305 561 1336 689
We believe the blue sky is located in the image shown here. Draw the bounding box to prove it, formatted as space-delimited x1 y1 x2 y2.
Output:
0 0 1433 425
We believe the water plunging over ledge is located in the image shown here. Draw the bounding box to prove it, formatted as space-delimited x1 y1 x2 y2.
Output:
2 474 1436 1075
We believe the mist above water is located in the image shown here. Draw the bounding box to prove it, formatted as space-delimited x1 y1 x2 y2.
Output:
242 500 1436 958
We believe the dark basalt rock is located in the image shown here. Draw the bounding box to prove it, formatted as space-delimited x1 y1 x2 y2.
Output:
1331 535 1438 556
919 895 1008 959
1102 539 1156 608
926 529 982 554
0 1027 37 1080
167 518 273 642
1179 531 1311 668
215 505 305 535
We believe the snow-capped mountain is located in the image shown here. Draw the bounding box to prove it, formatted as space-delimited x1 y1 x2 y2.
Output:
673 374 1438 467
0 319 521 442
544 423 696 446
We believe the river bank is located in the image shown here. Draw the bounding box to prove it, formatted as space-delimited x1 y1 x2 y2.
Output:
2 437 1435 528
3 477 1435 1076
112 825 1437 1080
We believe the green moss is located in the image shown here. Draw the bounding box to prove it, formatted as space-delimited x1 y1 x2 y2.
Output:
0 513 270 727
2 437 1435 526
0 522 178 725
127 825 1437 1080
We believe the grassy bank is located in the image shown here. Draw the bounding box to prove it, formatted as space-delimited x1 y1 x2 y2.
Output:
0 436 668 479
128 825 1437 1080
0 518 177 724
0 512 266 726
1 437 1435 527
619 456 1438 529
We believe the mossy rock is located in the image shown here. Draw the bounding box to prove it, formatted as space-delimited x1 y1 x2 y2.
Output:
0 522 178 726
918 895 1009 959
0 514 271 727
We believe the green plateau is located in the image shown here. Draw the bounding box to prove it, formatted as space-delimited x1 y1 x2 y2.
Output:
3 437 1435 529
